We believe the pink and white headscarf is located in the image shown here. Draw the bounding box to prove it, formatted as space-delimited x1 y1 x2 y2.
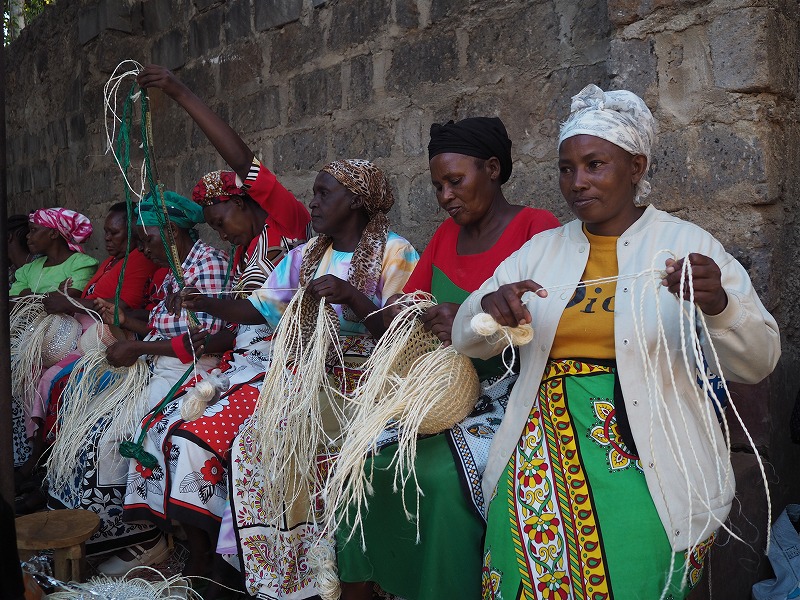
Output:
30 208 93 253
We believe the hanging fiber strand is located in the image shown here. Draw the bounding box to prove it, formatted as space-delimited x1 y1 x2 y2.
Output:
248 286 342 526
323 295 479 550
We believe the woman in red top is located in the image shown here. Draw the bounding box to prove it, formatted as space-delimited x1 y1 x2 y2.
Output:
337 117 559 600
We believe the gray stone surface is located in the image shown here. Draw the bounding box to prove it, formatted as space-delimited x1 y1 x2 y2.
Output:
328 0 391 51
151 30 186 70
395 0 418 29
269 19 322 74
332 119 393 159
226 0 253 42
347 54 374 108
142 0 174 35
231 88 282 134
255 0 303 31
289 66 342 123
78 5 101 45
274 128 327 171
387 30 457 91
189 6 223 58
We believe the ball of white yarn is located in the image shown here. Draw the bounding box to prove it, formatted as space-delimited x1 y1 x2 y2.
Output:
470 312 534 346
180 369 230 421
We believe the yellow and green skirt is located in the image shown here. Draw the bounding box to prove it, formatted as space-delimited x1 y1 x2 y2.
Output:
482 359 713 600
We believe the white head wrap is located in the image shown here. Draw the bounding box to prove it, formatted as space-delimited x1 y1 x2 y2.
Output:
558 84 656 203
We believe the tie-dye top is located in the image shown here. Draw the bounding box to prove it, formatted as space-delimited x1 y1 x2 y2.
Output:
249 231 419 336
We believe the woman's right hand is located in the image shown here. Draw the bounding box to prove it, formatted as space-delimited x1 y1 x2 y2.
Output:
105 340 141 367
136 64 186 98
419 302 460 347
95 298 127 327
178 286 210 314
480 281 547 327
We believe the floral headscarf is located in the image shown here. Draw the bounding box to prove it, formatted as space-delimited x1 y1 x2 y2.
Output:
558 84 657 203
191 170 244 206
30 208 93 253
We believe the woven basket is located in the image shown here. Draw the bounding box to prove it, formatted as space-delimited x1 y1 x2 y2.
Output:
416 346 480 435
381 325 479 435
78 322 127 354
40 314 82 367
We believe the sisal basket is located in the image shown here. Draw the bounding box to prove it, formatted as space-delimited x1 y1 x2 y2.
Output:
78 322 128 354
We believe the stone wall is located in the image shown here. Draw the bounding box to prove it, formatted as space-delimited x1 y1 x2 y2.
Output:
5 0 799 595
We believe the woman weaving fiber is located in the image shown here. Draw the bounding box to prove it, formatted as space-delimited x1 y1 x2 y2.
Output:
452 85 781 598
47 191 231 574
336 117 558 600
120 64 311 587
176 159 418 599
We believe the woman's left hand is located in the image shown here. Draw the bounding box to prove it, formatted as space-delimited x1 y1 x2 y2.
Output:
663 253 728 315
105 340 142 367
306 275 356 305
42 292 73 314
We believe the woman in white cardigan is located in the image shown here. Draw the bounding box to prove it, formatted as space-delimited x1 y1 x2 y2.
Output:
452 84 780 600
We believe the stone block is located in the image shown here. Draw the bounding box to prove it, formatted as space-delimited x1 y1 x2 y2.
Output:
466 4 572 78
220 43 264 92
388 30 457 92
151 30 186 70
348 54 374 108
68 114 86 146
289 66 342 123
46 119 68 150
97 31 144 74
328 0 391 51
14 167 32 194
711 8 798 96
606 0 703 27
397 109 427 157
312 0 325 6
332 119 393 159
274 128 327 172
78 5 100 45
230 88 282 134
32 160 51 190
269 20 321 74
405 173 444 250
225 0 253 42
189 7 223 58
429 0 461 24
607 37 657 97
151 104 188 159
255 0 303 31
180 62 217 97
100 0 135 34
142 0 174 35
54 153 75 186
195 0 224 12
395 0 418 29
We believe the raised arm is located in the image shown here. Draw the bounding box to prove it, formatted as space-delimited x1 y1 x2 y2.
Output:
137 64 254 180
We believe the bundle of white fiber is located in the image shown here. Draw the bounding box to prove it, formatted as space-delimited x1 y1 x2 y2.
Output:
324 296 479 548
249 286 342 524
47 569 201 599
181 368 231 421
10 296 47 403
47 349 151 491
306 536 341 600
470 312 534 346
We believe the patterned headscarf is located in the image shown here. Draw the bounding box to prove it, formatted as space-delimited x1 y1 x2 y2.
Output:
30 208 93 253
137 190 205 230
558 84 657 203
191 170 244 206
300 159 394 322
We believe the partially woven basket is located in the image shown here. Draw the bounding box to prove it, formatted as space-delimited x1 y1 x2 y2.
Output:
78 322 127 354
40 314 82 367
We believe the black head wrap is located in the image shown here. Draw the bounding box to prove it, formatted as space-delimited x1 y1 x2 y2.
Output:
428 117 513 184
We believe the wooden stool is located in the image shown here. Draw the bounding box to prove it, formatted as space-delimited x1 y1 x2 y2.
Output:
15 509 100 583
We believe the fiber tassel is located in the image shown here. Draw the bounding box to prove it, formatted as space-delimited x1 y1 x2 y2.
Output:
181 369 231 421
470 312 534 346
307 537 341 600
324 295 479 549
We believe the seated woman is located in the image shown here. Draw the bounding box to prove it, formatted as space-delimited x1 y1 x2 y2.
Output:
14 202 158 514
119 64 310 582
46 191 232 573
10 208 97 470
181 159 418 599
453 85 780 598
336 117 559 600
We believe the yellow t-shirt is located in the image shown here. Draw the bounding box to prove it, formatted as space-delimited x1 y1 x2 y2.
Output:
550 229 619 359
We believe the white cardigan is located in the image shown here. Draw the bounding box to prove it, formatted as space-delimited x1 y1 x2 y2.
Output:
452 205 780 551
